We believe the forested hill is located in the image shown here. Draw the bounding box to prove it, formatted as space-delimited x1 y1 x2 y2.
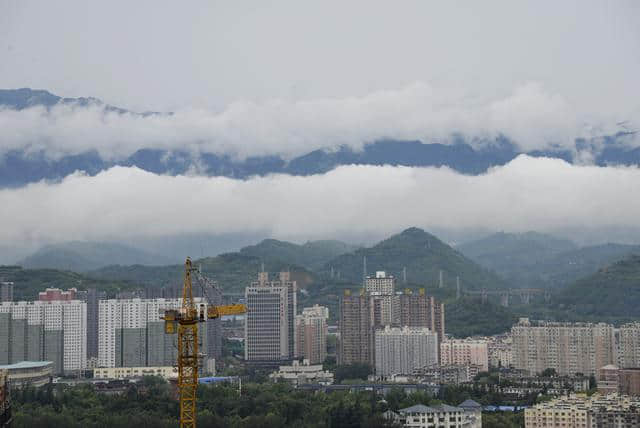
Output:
239 239 359 271
555 255 640 318
458 231 640 289
323 227 509 290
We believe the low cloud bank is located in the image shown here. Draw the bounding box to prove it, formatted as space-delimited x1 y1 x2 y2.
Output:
1 155 639 251
1 83 635 160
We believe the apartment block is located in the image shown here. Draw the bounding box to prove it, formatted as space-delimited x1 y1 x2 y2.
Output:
338 291 374 366
396 289 445 357
98 298 209 368
0 283 12 303
0 300 87 373
512 318 616 376
618 323 640 368
441 339 489 372
365 271 395 294
375 326 438 377
295 305 328 364
244 271 297 362
525 394 640 428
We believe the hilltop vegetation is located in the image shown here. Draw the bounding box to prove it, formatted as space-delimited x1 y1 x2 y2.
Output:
19 241 175 272
553 255 640 319
0 265 137 301
239 239 359 271
323 228 508 290
458 232 640 289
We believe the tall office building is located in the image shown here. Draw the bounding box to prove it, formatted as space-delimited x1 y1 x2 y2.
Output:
512 318 616 376
374 326 438 377
338 291 374 366
397 290 445 355
295 305 329 364
0 300 87 373
440 339 489 372
98 298 209 368
617 323 640 368
244 271 297 363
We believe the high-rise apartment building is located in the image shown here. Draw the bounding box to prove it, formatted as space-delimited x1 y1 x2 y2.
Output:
366 272 395 327
397 290 445 357
98 298 210 368
338 291 374 366
0 300 87 373
295 305 329 364
374 326 438 377
512 318 616 376
0 283 12 303
365 271 395 294
617 323 640 368
244 271 297 362
440 339 489 372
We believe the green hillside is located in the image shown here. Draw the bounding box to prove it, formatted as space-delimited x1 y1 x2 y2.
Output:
458 232 640 289
88 253 317 294
0 265 138 301
322 227 508 290
554 255 640 319
457 232 577 287
239 239 358 270
19 241 175 272
446 297 518 337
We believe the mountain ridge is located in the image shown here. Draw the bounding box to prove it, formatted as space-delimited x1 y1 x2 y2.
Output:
2 88 639 188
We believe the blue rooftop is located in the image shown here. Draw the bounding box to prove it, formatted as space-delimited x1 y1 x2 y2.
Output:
0 361 53 370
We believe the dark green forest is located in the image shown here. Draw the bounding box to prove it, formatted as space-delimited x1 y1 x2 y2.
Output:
11 377 524 428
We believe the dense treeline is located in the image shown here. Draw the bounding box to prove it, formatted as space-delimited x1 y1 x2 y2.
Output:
11 377 524 428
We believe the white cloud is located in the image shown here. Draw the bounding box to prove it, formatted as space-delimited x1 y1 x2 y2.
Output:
1 155 639 251
0 82 635 161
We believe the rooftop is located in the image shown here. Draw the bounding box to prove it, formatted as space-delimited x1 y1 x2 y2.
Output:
400 404 462 414
0 361 53 370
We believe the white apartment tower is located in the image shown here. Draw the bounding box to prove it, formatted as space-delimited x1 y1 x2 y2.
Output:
98 298 208 368
0 300 87 373
375 326 438 377
245 271 297 362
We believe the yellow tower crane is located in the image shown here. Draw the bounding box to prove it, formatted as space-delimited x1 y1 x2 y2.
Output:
162 257 246 428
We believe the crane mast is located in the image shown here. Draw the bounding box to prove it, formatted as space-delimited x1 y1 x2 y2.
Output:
163 257 246 428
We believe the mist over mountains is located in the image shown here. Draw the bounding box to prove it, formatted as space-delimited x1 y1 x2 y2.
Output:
1 87 638 188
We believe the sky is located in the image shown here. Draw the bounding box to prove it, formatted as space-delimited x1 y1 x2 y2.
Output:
1 1 640 260
1 1 639 113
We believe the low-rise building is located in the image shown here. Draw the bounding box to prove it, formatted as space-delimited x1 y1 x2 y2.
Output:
458 399 482 428
414 364 481 385
525 393 640 427
597 365 640 396
93 366 178 380
398 404 465 428
0 361 53 387
269 359 334 386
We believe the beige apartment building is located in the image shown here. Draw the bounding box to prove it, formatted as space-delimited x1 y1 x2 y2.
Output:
295 305 329 364
512 318 615 376
525 394 640 427
617 323 640 368
440 339 489 372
